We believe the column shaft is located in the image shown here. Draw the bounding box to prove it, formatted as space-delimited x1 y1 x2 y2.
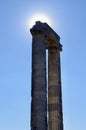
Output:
31 34 47 130
48 48 63 130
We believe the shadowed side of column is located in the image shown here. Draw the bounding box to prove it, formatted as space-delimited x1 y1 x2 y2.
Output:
31 33 47 130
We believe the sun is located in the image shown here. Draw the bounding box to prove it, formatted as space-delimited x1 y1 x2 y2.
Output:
28 13 52 28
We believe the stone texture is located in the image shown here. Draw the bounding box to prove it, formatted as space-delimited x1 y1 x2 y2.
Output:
30 32 47 130
30 21 63 130
48 48 63 130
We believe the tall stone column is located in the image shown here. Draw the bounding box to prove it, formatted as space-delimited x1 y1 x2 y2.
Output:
30 21 63 130
48 45 63 130
30 29 47 130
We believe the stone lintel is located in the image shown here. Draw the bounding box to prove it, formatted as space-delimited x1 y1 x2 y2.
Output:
30 21 62 51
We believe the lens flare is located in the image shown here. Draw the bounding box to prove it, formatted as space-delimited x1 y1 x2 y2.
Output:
28 13 52 28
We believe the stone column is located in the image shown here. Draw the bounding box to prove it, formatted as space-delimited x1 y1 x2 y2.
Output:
48 45 63 130
30 30 47 130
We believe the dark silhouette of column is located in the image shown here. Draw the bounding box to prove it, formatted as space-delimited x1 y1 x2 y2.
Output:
30 21 63 130
48 41 63 130
30 23 47 130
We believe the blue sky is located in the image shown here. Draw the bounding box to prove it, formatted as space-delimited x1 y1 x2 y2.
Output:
0 0 86 130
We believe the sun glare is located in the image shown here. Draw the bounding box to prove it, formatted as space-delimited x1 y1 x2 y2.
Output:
28 13 52 28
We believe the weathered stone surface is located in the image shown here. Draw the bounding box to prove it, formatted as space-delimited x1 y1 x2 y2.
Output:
30 21 63 130
30 21 62 51
31 33 47 130
48 48 63 130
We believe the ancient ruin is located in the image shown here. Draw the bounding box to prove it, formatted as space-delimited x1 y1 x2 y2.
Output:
30 21 63 130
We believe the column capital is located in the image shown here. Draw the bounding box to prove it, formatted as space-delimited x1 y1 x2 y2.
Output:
30 21 62 51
